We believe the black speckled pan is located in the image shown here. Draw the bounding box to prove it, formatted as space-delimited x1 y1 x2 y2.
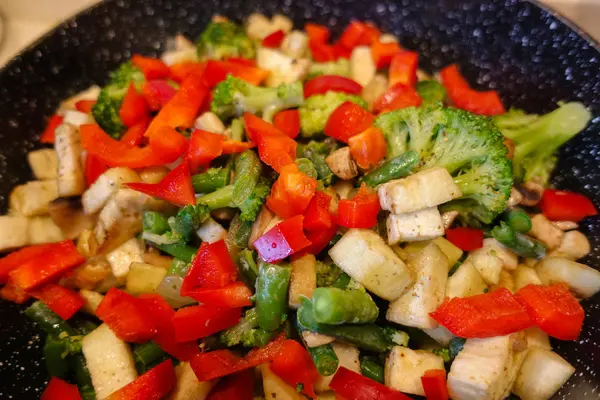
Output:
0 0 599 398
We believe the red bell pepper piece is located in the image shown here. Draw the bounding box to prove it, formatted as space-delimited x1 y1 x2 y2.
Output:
75 99 97 114
304 191 333 231
515 284 584 340
31 284 84 320
254 215 312 263
540 189 597 222
266 163 318 218
169 61 206 83
222 139 255 154
96 288 158 343
0 284 31 304
301 223 338 256
330 367 411 400
9 240 85 291
127 160 195 206
445 227 484 251
138 294 200 361
244 113 297 172
337 183 381 229
389 51 419 87
85 153 109 186
305 23 330 43
0 243 60 284
120 118 149 147
41 377 82 400
186 281 253 308
430 288 533 338
207 369 255 400
203 60 269 88
333 42 352 60
421 369 449 400
173 304 241 342
106 359 176 400
186 129 225 172
225 57 256 67
262 29 286 48
440 64 505 116
304 75 362 98
273 109 301 139
40 114 63 143
243 111 284 141
181 240 237 294
371 39 402 68
348 126 387 169
309 41 337 62
81 123 187 168
119 83 150 128
338 21 369 50
132 54 171 80
142 80 177 111
270 339 319 398
324 101 375 143
373 83 422 114
145 72 208 138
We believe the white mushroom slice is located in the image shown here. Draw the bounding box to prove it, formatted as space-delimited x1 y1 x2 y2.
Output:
441 210 459 230
551 220 579 231
55 123 86 196
27 149 58 180
82 167 141 215
506 187 523 207
9 180 58 217
529 214 564 250
326 147 358 180
386 207 444 245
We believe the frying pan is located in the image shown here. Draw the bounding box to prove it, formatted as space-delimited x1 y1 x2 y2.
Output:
0 0 598 398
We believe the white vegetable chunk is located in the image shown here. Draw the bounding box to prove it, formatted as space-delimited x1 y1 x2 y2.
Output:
281 31 309 58
10 180 58 217
256 47 311 87
385 347 444 396
27 149 58 180
301 331 335 348
446 260 487 298
194 112 226 133
490 269 515 293
423 325 455 347
524 327 551 351
80 289 104 315
82 324 137 399
138 166 170 184
168 362 215 400
467 242 504 285
315 343 360 392
249 206 275 249
350 46 376 87
378 167 462 214
271 15 293 34
514 265 542 291
82 167 141 215
63 109 94 127
60 86 100 111
362 74 388 110
27 216 65 244
536 257 600 299
245 13 273 40
402 237 463 268
196 218 228 243
55 123 86 196
0 216 29 251
483 238 519 270
329 229 414 301
126 262 168 294
387 243 448 329
512 348 574 400
529 214 564 250
106 238 145 280
261 363 305 400
289 254 317 309
386 207 444 244
326 147 358 180
551 230 590 260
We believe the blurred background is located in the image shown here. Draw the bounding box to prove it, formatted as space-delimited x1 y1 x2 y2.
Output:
0 0 598 66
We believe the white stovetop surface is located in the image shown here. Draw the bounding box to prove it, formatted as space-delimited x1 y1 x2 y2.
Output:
0 0 598 66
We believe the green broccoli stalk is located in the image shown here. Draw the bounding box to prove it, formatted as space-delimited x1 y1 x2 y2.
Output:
91 61 146 138
308 59 350 79
375 106 513 224
196 20 255 60
493 102 591 185
219 308 274 347
316 261 343 287
211 75 303 122
299 92 368 138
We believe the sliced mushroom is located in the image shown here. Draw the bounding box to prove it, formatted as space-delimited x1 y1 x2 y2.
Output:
517 181 544 207
48 197 97 240
551 221 579 231
441 211 460 230
506 187 523 208
529 214 564 250
249 206 275 249
326 147 359 180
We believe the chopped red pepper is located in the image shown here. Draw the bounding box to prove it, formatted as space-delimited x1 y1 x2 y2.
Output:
337 183 381 229
389 51 419 87
273 109 301 139
119 83 150 128
243 111 284 141
270 339 319 398
9 241 85 291
324 101 375 143
304 75 363 98
430 288 533 338
0 284 31 304
40 114 64 144
173 304 241 342
203 60 269 88
106 359 176 400
309 40 337 62
338 21 370 50
127 160 195 206
305 23 330 43
348 126 387 169
254 215 312 263
169 61 206 83
515 284 584 340
85 153 109 186
207 369 255 400
445 227 484 251
75 99 97 114
244 113 297 172
120 118 149 147
304 191 333 231
41 377 82 400
330 367 411 400
31 284 84 320
132 54 171 80
373 83 422 114
225 57 257 67
440 64 505 116
186 281 253 308
266 163 318 218
421 369 449 400
371 39 402 68
181 240 237 294
222 140 255 154
186 129 226 172
0 243 60 284
262 29 286 48
301 223 338 256
142 80 177 111
333 42 352 60
540 189 597 222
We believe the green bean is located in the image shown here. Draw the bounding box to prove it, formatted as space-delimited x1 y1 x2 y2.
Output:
228 214 252 249
142 211 170 235
449 337 466 361
133 341 168 374
501 209 532 233
361 150 419 187
492 222 546 258
168 258 191 277
296 158 319 179
308 344 339 376
155 243 198 263
197 185 234 210
72 355 96 400
25 301 75 336
360 356 385 383
44 335 69 378
312 288 379 324
73 319 98 335
297 142 334 184
331 272 352 289
231 118 245 142
256 262 292 331
192 167 230 194
233 150 262 206
237 249 259 288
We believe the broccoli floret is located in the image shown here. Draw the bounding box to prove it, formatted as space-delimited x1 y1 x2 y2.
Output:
211 75 303 121
219 308 274 348
296 141 334 186
196 21 255 60
239 177 271 222
168 205 211 241
308 59 350 79
299 92 368 138
432 348 451 363
375 106 513 224
91 61 145 138
382 327 410 347
416 80 447 106
316 261 343 287
493 102 591 185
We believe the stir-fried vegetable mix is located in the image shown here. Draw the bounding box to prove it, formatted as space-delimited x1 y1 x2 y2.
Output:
2 14 599 400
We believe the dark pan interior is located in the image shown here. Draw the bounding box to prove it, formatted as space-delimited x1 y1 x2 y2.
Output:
0 0 599 398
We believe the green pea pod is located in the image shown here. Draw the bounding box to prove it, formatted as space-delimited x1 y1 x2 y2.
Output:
256 262 292 331
168 258 191 277
25 301 75 336
197 185 235 210
492 222 546 258
312 287 379 324
155 243 198 263
192 167 230 194
309 344 339 376
233 150 262 206
501 209 532 233
143 212 170 235
228 214 252 249
133 341 168 374
72 355 96 400
416 80 447 106
361 150 419 186
237 249 259 288
44 335 69 378
360 356 385 383
296 158 319 179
